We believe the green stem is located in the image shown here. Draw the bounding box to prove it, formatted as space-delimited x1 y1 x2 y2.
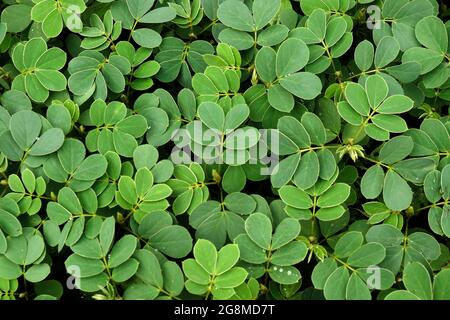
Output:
417 201 448 212
363 156 391 170
331 255 357 272
198 19 218 36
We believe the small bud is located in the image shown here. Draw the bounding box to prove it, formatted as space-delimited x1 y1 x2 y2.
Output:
92 294 108 300
406 206 414 217
117 212 125 224
251 68 259 86
212 169 221 184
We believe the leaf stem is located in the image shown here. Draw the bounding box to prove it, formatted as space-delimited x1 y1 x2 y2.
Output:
417 201 448 212
331 255 357 272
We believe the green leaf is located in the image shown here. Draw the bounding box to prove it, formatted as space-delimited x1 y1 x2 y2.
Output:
65 254 105 278
365 224 404 247
407 232 441 261
268 265 301 285
217 0 254 32
379 136 414 164
23 38 47 68
376 95 414 114
134 249 163 288
347 243 386 268
255 46 277 83
374 36 400 68
133 144 158 170
108 235 138 268
346 273 371 300
244 212 272 250
365 75 388 109
1 4 31 33
277 116 311 148
252 0 280 30
215 267 248 288
279 72 322 100
36 47 66 70
354 40 374 72
234 234 267 264
344 83 370 116
315 205 346 221
434 269 450 300
402 48 443 75
257 24 289 47
276 38 309 77
271 154 301 188
301 112 326 145
25 235 45 265
337 101 364 126
420 118 450 152
279 185 312 209
193 239 217 274
112 258 139 283
317 149 337 180
393 157 436 185
24 264 50 283
222 166 246 193
271 241 307 266
132 28 162 48
372 114 408 133
268 85 294 112
293 151 320 190
198 102 224 131
317 183 350 208
29 128 65 156
35 70 67 91
324 266 349 300
334 231 364 258
99 217 115 256
224 193 256 215
357 267 395 291
148 225 192 259
403 262 432 300
71 237 103 259
162 261 184 296
325 16 347 47
385 62 421 83
415 16 448 52
10 110 42 151
361 165 384 199
140 7 176 23
224 104 249 131
271 218 301 250
383 170 413 211
118 176 138 204
0 208 22 237
0 256 22 280
442 165 450 199
312 258 338 290
306 9 327 41
126 0 154 19
73 155 107 181
385 290 421 300
215 244 240 275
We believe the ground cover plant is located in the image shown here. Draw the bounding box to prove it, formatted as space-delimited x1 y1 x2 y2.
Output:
0 0 449 301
